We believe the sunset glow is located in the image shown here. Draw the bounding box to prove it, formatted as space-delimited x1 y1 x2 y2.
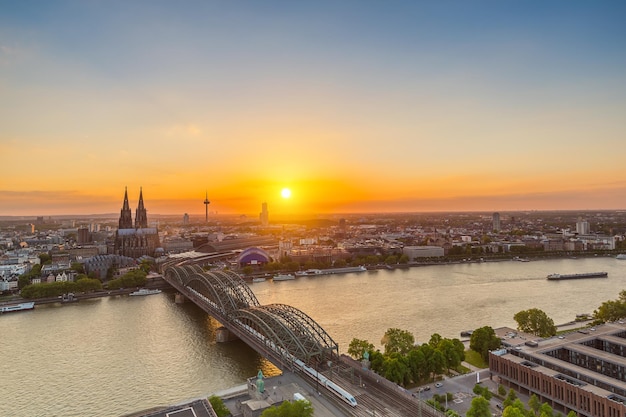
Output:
1 2 626 217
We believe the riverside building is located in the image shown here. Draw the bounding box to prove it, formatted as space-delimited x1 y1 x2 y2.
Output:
112 188 160 258
490 322 626 417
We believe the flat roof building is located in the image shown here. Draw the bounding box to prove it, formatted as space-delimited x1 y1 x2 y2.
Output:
490 322 626 417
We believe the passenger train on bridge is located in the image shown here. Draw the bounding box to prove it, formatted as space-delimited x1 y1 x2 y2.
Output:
293 358 358 407
187 286 358 407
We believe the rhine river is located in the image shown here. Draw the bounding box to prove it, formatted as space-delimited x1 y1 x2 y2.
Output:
2 256 625 416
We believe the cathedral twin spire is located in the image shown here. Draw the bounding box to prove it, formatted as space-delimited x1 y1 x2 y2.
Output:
118 187 148 230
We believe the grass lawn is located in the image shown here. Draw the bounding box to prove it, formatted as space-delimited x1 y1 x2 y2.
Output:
464 350 489 368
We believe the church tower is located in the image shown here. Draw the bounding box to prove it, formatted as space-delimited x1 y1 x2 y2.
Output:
135 187 148 228
118 187 133 229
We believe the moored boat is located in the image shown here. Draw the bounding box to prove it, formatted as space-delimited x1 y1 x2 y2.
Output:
547 272 608 280
273 273 295 281
129 288 162 296
295 266 368 277
252 277 266 283
294 269 323 277
1 302 35 313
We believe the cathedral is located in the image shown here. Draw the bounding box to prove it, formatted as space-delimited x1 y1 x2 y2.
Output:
112 188 161 258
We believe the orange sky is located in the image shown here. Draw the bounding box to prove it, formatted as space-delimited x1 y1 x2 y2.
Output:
2 2 626 216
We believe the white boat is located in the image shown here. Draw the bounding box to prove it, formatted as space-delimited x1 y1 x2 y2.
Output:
129 288 162 296
273 274 295 281
295 266 367 277
294 269 323 277
1 302 35 313
617 254 626 260
252 277 266 283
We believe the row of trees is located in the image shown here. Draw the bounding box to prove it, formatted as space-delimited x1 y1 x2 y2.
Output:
466 388 576 417
106 269 147 290
348 328 465 386
19 269 148 298
20 276 102 299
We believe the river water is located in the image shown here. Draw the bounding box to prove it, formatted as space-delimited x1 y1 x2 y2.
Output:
1 256 625 416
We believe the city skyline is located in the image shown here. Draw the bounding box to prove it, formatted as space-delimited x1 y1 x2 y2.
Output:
2 1 626 216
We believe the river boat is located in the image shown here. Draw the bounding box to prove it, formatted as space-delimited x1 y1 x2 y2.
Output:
1 302 35 313
129 288 162 296
617 254 626 260
273 274 295 281
295 269 323 277
546 272 608 280
252 277 266 283
295 266 368 277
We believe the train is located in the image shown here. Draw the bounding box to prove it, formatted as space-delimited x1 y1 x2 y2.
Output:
190 287 358 408
294 358 358 407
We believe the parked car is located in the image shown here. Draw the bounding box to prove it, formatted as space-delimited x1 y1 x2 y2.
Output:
434 382 443 388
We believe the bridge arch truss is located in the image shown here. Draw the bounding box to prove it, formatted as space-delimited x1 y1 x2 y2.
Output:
164 266 338 367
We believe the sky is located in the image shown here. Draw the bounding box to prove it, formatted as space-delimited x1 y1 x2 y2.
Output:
1 1 626 217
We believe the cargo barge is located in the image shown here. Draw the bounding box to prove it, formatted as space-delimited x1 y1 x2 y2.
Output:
547 272 608 280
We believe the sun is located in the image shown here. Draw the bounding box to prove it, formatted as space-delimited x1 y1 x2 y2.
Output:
281 188 292 199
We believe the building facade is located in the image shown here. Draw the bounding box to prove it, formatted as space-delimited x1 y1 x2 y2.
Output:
112 188 160 258
490 323 626 417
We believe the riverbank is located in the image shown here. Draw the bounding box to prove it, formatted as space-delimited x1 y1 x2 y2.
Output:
0 275 171 308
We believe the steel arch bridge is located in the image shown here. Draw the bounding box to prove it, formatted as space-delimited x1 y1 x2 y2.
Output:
163 265 338 369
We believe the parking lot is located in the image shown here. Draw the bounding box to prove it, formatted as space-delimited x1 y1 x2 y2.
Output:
410 370 529 416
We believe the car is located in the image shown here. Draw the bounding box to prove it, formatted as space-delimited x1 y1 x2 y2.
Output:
434 382 443 388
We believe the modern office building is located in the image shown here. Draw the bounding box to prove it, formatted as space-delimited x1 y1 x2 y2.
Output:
577 218 591 235
493 212 501 232
260 202 269 226
490 323 626 417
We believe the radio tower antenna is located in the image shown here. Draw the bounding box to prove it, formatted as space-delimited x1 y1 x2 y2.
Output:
203 191 210 223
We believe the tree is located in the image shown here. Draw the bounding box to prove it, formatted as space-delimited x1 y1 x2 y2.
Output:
383 354 410 385
260 399 313 417
473 384 492 400
528 394 540 414
502 406 526 417
513 308 557 337
466 396 491 417
502 389 518 409
469 326 501 362
429 333 443 348
407 348 426 382
538 402 554 417
594 297 626 323
347 338 374 360
381 328 415 356
70 262 85 274
208 395 231 417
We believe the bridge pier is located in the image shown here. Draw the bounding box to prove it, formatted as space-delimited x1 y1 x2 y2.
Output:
216 326 239 343
174 293 186 304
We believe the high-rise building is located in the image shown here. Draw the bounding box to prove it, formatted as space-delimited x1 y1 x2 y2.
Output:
492 212 501 232
77 227 91 245
183 213 189 225
260 202 269 226
112 188 160 258
576 218 590 235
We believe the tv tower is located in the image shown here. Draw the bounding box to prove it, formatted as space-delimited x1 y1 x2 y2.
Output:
203 191 210 222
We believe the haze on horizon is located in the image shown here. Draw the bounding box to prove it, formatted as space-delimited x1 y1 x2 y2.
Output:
2 1 626 217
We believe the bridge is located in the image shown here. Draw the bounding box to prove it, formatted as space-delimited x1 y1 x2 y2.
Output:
162 264 446 417
162 265 339 370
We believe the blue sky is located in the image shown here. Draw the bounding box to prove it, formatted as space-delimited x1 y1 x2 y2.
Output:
1 1 626 215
